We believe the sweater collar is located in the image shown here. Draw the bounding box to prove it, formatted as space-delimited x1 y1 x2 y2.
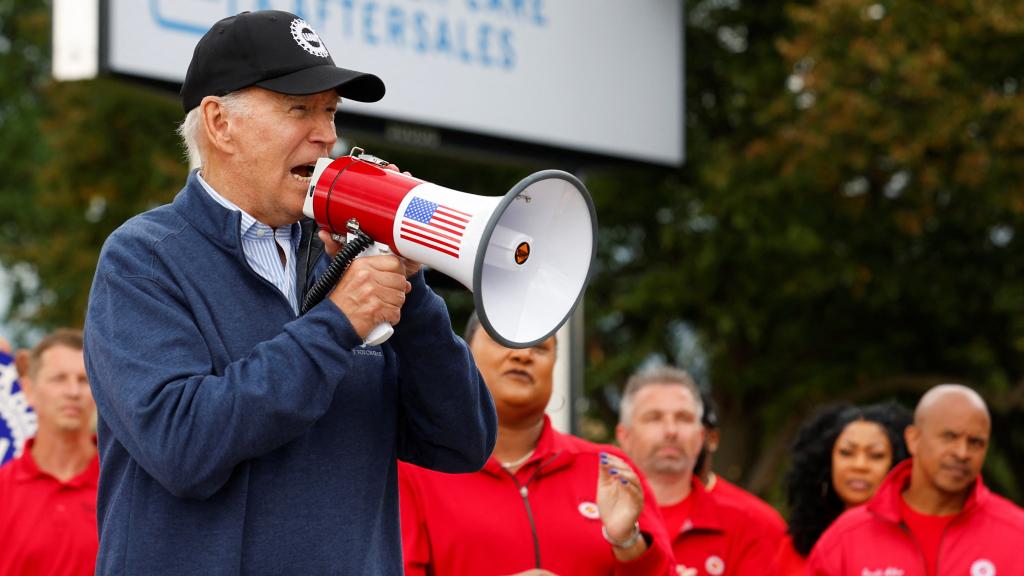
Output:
173 169 246 254
867 458 989 524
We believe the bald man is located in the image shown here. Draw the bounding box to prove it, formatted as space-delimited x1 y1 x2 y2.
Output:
807 384 1024 575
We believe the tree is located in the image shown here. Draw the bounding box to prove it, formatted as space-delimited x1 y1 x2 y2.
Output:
0 1 188 337
582 0 1024 503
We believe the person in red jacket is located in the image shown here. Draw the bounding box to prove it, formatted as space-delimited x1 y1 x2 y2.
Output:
0 329 99 576
399 313 674 575
769 401 911 576
807 384 1024 575
615 367 776 575
693 389 786 546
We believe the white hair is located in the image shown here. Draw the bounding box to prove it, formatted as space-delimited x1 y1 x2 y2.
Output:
176 91 254 169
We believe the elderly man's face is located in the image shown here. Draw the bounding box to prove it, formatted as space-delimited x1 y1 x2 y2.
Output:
229 88 338 227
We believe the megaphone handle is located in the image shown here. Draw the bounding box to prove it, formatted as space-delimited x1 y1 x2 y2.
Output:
363 322 395 346
352 239 396 346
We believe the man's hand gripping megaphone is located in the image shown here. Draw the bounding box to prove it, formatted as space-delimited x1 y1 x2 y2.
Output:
310 155 422 346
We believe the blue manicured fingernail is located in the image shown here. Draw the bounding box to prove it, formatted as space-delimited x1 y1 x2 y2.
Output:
609 468 618 475
620 478 628 485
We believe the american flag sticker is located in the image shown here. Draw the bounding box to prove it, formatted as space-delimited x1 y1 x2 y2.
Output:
399 197 472 258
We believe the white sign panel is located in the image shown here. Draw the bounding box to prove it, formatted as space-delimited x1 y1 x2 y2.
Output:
106 0 682 165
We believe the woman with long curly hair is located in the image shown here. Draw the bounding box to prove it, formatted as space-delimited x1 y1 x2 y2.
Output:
769 401 911 575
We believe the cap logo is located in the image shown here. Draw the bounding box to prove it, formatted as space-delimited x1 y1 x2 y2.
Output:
290 18 330 58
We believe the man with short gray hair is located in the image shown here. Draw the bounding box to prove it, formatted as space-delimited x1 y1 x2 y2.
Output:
616 365 774 575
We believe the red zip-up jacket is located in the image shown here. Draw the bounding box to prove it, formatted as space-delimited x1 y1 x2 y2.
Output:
706 476 786 546
807 459 1024 576
399 416 674 575
669 477 778 576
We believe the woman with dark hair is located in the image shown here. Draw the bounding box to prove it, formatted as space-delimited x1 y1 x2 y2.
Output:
769 401 912 575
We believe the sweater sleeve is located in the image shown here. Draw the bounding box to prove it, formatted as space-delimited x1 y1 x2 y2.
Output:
85 241 366 500
389 271 497 473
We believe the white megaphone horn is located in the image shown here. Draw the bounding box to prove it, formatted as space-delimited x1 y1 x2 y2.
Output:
303 148 597 349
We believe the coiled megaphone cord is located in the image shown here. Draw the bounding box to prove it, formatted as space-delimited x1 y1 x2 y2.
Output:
300 229 374 315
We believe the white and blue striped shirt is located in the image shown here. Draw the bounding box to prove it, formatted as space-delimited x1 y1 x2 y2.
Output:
197 173 300 314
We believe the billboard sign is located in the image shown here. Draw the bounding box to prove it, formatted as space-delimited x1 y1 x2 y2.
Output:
91 0 683 165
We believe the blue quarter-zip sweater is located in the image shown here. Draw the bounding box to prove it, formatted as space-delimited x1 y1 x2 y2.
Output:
84 171 497 575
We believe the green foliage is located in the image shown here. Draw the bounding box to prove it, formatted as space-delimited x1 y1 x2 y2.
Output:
0 0 51 338
583 0 1024 503
0 1 187 335
28 78 187 328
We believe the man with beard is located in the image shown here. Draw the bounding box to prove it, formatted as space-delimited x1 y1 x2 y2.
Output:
808 384 1024 575
616 367 775 576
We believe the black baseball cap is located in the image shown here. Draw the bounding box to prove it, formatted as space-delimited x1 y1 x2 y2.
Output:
180 10 385 112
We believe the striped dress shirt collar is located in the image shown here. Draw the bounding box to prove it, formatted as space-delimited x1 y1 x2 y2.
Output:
196 172 301 314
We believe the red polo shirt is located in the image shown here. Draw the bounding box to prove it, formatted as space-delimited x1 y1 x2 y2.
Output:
0 438 99 576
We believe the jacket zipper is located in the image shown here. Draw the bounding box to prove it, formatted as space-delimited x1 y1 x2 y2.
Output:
897 522 930 576
510 475 542 568
504 453 560 570
932 509 968 576
898 506 968 576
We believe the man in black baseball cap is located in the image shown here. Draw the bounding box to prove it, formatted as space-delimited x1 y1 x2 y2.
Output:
84 10 496 576
180 10 384 113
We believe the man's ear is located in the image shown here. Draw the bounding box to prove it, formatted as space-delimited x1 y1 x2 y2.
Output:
199 96 237 155
14 349 30 380
905 425 920 457
615 423 630 450
19 374 36 410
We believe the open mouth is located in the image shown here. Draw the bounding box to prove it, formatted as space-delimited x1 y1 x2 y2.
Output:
290 163 316 181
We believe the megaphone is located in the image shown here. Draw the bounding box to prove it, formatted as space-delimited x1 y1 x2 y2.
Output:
303 148 597 348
